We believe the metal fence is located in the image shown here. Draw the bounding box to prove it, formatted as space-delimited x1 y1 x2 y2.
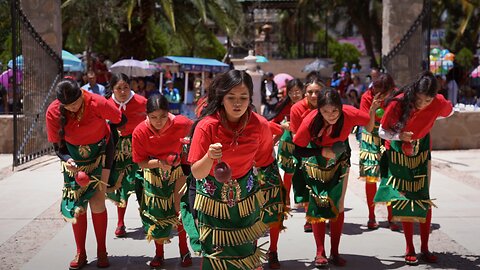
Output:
11 0 63 166
382 0 431 85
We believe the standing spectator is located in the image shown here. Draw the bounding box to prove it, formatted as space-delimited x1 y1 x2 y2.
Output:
376 71 453 265
346 76 365 108
137 78 147 97
446 69 458 106
293 88 369 267
6 76 22 113
82 71 106 96
144 78 158 98
93 54 110 86
340 62 349 76
368 68 381 89
0 83 7 113
435 75 448 99
338 71 352 104
350 64 360 75
163 80 181 115
260 72 279 116
188 70 275 270
45 79 123 269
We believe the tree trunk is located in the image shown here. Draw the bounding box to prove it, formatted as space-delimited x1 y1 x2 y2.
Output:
345 0 379 68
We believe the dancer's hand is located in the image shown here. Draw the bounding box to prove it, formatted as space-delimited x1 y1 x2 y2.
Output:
65 158 79 173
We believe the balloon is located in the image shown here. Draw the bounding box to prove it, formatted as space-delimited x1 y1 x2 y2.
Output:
444 53 455 61
75 171 90 187
429 55 438 61
440 49 450 58
401 142 414 156
444 60 454 70
214 161 232 183
376 108 385 118
430 48 440 58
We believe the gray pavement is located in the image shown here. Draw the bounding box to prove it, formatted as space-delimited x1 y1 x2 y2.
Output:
0 136 479 270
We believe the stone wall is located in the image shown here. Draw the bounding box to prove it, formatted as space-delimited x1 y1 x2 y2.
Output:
0 116 14 153
431 112 480 150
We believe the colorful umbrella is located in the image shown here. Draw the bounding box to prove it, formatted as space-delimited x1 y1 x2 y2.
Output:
302 58 329 72
0 69 22 88
471 66 480 78
274 73 294 89
7 50 84 72
256 55 269 63
110 59 156 77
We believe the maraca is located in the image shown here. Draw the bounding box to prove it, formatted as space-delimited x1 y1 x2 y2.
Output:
75 171 90 187
166 153 180 166
214 161 232 183
402 142 414 156
375 108 385 118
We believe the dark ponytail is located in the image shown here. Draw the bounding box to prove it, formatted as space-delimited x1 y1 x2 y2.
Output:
55 78 82 147
385 71 438 133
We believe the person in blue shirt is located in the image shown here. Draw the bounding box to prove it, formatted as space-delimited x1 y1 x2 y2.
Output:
163 80 181 114
82 71 106 96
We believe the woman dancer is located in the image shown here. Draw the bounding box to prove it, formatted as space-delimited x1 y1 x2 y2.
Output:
375 71 453 265
359 73 400 231
132 94 193 268
293 88 369 267
188 70 277 270
289 77 324 233
46 78 124 269
105 73 147 237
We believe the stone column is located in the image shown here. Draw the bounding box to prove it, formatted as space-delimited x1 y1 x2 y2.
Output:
382 0 424 87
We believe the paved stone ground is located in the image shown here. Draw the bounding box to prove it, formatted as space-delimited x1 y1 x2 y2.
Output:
0 136 479 270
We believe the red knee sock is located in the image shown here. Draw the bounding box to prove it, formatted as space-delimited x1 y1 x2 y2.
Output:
91 210 108 254
117 205 127 227
365 182 377 220
72 212 87 255
387 204 393 222
155 241 164 257
283 173 293 201
330 212 344 257
402 221 415 254
312 222 326 257
420 208 432 253
269 224 281 252
177 223 189 255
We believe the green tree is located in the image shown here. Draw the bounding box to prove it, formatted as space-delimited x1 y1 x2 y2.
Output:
0 0 12 69
299 0 382 67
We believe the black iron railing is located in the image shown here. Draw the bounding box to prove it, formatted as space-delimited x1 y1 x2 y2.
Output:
11 0 63 166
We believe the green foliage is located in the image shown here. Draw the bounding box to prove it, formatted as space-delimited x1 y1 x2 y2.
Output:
316 30 361 71
455 47 474 71
0 0 11 69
